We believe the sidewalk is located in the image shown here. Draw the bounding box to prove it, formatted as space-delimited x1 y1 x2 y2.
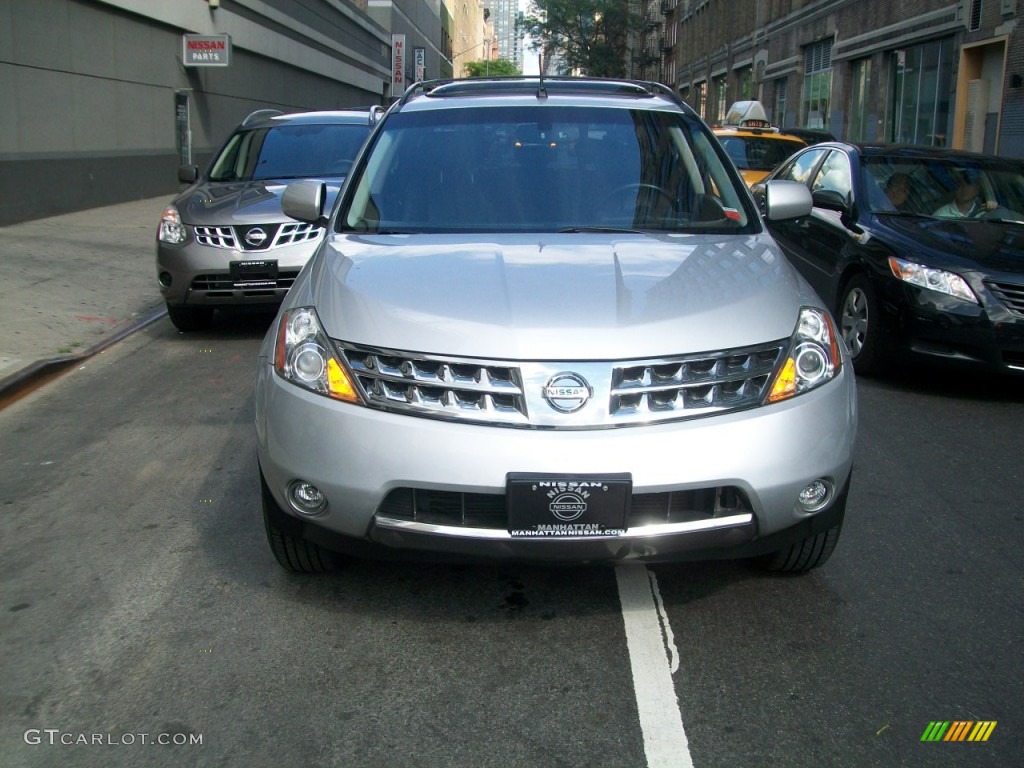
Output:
0 196 173 407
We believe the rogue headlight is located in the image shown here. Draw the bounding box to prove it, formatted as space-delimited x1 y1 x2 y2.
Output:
158 205 188 244
273 307 361 403
888 256 978 303
766 307 842 403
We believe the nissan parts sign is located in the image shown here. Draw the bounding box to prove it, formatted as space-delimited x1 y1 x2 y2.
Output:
182 34 231 66
391 34 405 98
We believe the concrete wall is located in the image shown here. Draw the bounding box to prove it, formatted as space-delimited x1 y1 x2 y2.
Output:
0 0 393 224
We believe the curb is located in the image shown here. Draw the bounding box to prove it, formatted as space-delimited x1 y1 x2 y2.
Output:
0 305 168 411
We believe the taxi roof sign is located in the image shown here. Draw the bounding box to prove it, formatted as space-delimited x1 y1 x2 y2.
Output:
724 101 771 129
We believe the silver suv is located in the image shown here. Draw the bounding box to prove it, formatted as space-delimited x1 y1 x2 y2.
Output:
254 77 858 573
156 108 379 331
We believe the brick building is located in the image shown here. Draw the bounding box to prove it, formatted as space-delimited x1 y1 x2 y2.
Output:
663 0 1024 157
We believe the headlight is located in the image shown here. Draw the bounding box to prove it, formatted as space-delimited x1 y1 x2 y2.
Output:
273 307 362 403
158 205 188 244
888 256 978 303
766 307 842 403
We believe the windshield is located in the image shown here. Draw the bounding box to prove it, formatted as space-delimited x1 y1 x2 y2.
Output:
208 123 370 182
862 156 1024 221
340 105 755 234
718 136 806 171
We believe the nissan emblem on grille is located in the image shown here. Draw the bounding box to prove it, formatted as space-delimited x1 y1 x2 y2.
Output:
244 228 268 248
542 372 592 413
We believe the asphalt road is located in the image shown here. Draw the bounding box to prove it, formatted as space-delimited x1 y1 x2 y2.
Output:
1 313 1022 768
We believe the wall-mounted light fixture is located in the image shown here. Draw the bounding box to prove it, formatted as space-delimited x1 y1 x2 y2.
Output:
208 0 220 8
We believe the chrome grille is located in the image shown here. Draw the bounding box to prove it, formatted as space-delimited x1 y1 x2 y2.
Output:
192 223 322 250
610 346 784 418
986 280 1024 317
342 346 529 425
336 341 786 428
194 226 236 248
274 222 321 247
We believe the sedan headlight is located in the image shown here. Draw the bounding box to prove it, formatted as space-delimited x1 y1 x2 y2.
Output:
766 307 842 403
273 307 362 403
158 205 188 244
888 256 978 303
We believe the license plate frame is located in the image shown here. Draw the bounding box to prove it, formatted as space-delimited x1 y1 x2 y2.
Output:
506 473 631 537
229 259 278 288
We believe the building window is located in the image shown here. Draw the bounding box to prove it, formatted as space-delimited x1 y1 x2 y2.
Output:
889 38 953 145
802 38 833 130
694 81 706 119
774 78 788 125
849 58 872 141
969 0 982 31
714 74 728 122
737 67 753 101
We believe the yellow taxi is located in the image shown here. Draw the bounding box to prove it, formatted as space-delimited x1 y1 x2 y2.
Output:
713 101 807 187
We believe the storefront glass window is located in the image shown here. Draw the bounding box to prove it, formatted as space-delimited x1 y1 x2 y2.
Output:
889 38 953 146
849 58 872 141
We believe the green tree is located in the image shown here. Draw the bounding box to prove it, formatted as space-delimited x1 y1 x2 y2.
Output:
524 0 638 77
464 59 521 77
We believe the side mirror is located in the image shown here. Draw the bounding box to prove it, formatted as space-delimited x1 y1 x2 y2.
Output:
811 188 849 213
282 179 327 225
178 165 199 184
763 180 813 221
811 189 860 231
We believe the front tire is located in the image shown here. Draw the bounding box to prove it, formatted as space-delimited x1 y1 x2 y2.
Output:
261 472 339 573
758 520 843 573
166 303 214 332
838 274 886 375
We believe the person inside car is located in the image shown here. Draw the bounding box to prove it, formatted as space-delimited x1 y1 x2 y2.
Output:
932 171 996 218
883 172 911 211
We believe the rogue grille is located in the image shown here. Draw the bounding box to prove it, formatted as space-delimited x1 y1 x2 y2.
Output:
195 226 236 249
190 270 301 292
986 280 1024 317
193 223 322 251
377 486 752 529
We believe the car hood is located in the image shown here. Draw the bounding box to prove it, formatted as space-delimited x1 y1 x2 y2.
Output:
174 178 344 225
292 233 815 360
874 215 1024 274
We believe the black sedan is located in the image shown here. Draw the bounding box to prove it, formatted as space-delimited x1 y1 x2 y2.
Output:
751 143 1024 376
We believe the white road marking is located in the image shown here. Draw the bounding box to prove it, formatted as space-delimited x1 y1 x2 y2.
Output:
616 563 693 768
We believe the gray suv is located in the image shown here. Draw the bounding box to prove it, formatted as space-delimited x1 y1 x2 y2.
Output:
156 108 379 331
255 77 858 573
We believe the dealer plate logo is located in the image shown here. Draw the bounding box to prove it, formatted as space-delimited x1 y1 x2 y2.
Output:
543 372 592 413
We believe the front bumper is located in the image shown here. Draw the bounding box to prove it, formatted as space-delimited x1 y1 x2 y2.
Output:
879 277 1024 374
156 239 320 307
255 358 858 563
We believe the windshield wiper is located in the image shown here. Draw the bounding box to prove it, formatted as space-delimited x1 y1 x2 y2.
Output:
557 226 646 234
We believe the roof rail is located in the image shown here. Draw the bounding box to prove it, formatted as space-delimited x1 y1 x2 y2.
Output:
241 108 285 127
399 76 686 104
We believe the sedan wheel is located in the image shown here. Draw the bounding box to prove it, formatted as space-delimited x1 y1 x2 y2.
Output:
838 274 884 374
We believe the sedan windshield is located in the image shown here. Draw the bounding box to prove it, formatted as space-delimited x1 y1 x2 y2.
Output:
208 124 370 182
862 156 1024 221
340 105 754 234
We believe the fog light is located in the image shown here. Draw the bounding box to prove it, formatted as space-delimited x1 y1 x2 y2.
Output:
289 481 327 516
159 271 173 288
797 479 832 512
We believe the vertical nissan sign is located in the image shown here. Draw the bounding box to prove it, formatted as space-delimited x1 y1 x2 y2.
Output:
391 34 405 98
